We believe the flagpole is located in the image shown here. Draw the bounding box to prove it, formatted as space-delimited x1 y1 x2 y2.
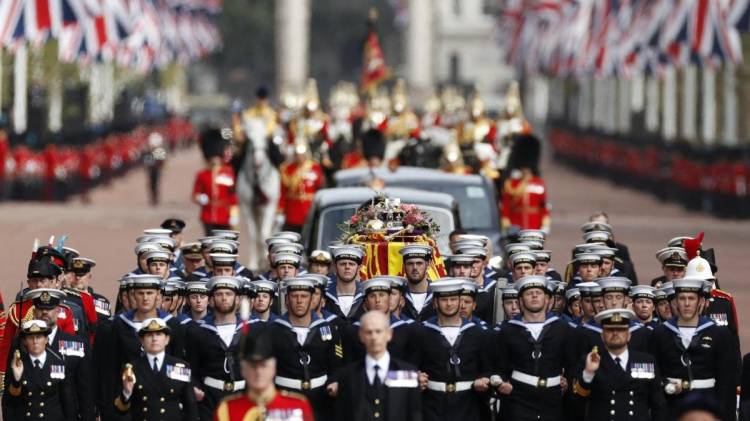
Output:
13 44 28 134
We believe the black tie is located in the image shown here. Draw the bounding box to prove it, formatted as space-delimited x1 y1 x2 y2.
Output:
33 359 41 370
152 357 159 373
615 357 624 371
372 365 381 388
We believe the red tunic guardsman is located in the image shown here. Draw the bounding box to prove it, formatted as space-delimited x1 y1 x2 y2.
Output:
278 131 324 233
501 133 550 232
213 330 314 421
193 127 239 235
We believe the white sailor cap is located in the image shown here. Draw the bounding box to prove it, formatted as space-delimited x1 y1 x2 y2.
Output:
565 288 581 301
575 253 602 264
252 280 278 294
283 277 316 293
457 247 487 259
273 231 302 243
128 274 164 289
162 279 186 296
518 229 547 243
460 280 479 296
271 252 302 267
271 242 305 256
447 254 475 265
211 229 240 241
586 244 617 259
428 277 466 297
331 245 366 263
514 275 549 293
185 281 209 295
138 235 176 251
594 309 636 327
583 230 612 243
501 286 518 299
265 236 293 249
206 276 242 292
399 244 432 261
653 288 668 301
453 239 486 252
577 281 602 297
656 247 688 267
362 278 392 294
209 253 238 267
672 277 706 294
208 240 239 254
145 250 173 263
384 276 408 291
505 243 531 256
660 282 675 298
457 234 489 245
510 252 537 267
534 250 552 262
143 228 173 237
580 221 613 233
629 285 656 300
519 240 544 251
596 277 632 293
299 273 329 290
135 242 163 256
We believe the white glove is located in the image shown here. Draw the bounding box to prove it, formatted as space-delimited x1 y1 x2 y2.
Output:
197 194 209 205
229 215 239 227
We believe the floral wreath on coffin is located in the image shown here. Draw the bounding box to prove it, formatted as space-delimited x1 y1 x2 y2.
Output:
339 193 441 241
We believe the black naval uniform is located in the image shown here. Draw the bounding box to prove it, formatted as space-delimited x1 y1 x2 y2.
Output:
49 329 95 421
401 291 436 322
342 315 416 364
93 315 121 421
2 350 76 421
186 318 247 420
88 288 112 323
114 354 199 421
413 318 492 421
335 355 422 421
495 314 574 421
267 314 344 421
572 349 667 421
652 317 739 420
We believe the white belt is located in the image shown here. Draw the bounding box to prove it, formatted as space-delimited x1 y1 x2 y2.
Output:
426 380 473 393
667 377 716 390
275 375 327 391
511 371 562 388
203 377 246 392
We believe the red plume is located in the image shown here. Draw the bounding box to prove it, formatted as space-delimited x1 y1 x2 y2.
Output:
683 232 704 260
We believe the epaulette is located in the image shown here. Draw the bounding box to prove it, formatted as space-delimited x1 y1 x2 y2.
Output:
280 389 309 401
711 289 733 300
63 288 82 298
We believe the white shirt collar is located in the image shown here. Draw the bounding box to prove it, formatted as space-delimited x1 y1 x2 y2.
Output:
47 327 58 343
365 352 390 385
30 351 47 367
609 349 629 370
146 351 166 371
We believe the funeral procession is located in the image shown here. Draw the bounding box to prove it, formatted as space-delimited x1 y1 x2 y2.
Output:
3 0 750 420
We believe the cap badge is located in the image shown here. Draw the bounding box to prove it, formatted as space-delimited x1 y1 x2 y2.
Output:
40 291 51 303
696 263 705 272
611 314 623 322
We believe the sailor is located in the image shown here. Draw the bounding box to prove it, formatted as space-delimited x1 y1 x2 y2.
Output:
325 246 366 321
266 277 343 420
400 245 437 322
413 278 492 421
651 277 739 420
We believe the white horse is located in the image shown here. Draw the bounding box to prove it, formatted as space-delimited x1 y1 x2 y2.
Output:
237 117 281 271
